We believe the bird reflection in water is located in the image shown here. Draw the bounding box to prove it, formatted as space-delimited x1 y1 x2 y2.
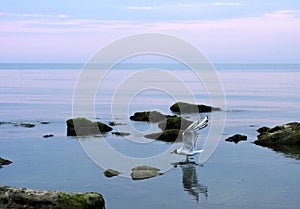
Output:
180 163 208 202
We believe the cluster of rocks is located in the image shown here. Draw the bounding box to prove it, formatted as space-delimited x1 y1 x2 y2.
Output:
66 102 219 141
0 185 105 209
104 166 163 180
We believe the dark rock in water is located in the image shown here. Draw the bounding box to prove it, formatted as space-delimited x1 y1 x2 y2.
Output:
130 166 163 180
170 102 221 114
129 111 174 123
145 129 183 142
40 121 50 124
112 132 130 136
109 121 126 126
158 117 192 131
43 134 54 138
0 185 105 209
104 169 121 178
66 117 112 136
19 123 35 128
254 122 300 159
0 122 14 125
0 157 12 169
225 134 247 144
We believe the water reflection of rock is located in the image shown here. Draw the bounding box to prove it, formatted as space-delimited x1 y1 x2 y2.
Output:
180 164 208 202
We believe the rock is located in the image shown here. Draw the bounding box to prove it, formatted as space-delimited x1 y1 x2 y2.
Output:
108 121 126 126
19 123 35 128
104 169 121 178
254 122 300 158
0 185 105 209
0 157 12 169
43 134 54 138
254 122 300 146
170 102 221 114
130 166 163 180
112 132 130 136
66 118 112 136
40 121 50 124
158 117 192 131
129 111 172 123
145 129 184 142
225 134 247 143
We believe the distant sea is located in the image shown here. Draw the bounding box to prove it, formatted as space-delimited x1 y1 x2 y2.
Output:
0 63 300 209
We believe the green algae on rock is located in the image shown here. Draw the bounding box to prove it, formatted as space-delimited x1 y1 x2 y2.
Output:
0 185 105 209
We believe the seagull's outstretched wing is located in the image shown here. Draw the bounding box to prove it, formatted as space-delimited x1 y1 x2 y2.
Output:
181 116 209 153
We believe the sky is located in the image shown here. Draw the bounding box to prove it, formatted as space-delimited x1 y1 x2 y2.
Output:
0 0 300 63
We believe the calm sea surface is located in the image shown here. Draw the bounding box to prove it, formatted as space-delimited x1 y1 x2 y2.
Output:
0 63 300 209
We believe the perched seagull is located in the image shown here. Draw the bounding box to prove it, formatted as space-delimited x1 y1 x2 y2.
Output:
171 116 208 162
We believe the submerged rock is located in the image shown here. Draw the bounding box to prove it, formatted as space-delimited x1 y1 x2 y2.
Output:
0 157 12 169
130 166 163 180
108 121 126 126
145 129 184 142
254 122 300 158
19 123 35 128
104 169 121 178
225 134 247 144
129 111 168 122
170 102 221 114
66 117 112 136
158 117 192 131
0 185 105 209
43 134 54 138
112 132 130 136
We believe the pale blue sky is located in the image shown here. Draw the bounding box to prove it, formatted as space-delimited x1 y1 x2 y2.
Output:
0 0 300 62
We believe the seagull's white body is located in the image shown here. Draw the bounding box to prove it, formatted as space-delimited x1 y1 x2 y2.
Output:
172 116 208 160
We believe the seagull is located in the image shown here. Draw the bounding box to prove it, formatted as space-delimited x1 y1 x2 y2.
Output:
171 116 208 162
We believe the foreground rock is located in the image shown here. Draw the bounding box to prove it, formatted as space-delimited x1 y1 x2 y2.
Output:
112 132 130 136
66 118 112 136
170 102 221 114
129 111 173 122
130 166 163 180
145 129 183 142
254 122 300 158
0 157 12 169
104 169 121 178
158 117 192 131
225 134 247 144
0 185 105 209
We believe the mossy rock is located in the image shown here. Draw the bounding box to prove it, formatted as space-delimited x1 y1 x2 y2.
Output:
170 101 221 114
0 185 105 209
104 169 121 178
145 129 184 142
158 117 193 131
129 111 169 122
225 134 247 144
130 166 163 180
66 117 112 136
254 122 300 159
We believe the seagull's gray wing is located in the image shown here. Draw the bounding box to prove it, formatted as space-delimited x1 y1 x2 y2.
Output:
181 131 198 152
182 116 209 152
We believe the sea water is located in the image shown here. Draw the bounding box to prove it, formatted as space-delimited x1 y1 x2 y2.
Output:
0 63 300 209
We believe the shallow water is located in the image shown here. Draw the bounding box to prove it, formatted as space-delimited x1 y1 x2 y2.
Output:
0 63 300 209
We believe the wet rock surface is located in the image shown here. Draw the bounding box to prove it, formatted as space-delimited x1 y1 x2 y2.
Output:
130 166 163 180
66 117 112 136
104 169 121 178
225 134 247 144
254 122 300 158
170 102 221 114
0 157 12 169
0 185 105 209
145 129 184 142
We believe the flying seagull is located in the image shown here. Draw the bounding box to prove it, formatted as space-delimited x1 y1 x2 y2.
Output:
171 116 208 162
